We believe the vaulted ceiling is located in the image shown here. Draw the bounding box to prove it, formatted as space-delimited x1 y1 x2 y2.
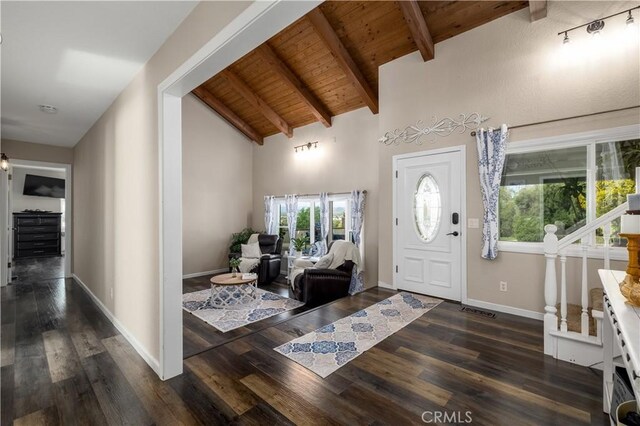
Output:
193 0 537 145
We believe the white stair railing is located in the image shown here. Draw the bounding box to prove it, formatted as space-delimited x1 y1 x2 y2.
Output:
544 201 628 353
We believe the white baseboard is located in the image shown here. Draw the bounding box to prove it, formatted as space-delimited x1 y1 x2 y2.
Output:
465 298 544 321
378 280 396 290
72 274 160 375
182 268 227 279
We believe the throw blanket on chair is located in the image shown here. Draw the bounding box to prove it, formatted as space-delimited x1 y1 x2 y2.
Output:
289 240 361 289
239 234 260 273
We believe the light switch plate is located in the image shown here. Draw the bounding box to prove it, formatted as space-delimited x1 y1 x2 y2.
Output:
468 218 480 228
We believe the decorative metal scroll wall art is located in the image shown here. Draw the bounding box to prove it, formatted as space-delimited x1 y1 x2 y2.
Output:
378 113 489 146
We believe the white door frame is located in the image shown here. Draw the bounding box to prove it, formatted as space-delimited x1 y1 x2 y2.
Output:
9 159 73 279
392 145 468 303
156 1 321 380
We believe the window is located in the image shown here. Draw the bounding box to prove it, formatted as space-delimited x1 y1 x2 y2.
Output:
414 174 441 242
278 203 289 248
330 200 347 242
499 133 639 249
275 195 351 253
295 201 312 242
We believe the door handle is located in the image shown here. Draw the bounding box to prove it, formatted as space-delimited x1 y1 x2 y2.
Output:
446 231 459 237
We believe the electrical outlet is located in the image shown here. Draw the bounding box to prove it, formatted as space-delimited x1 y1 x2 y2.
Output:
468 218 480 229
499 281 508 292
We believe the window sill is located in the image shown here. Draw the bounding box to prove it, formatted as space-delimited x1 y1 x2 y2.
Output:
497 241 629 261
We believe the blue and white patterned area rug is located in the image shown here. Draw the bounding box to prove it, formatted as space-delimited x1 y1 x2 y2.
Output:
183 288 304 333
274 292 441 378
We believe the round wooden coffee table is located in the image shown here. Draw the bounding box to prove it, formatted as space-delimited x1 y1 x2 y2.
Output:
209 273 258 308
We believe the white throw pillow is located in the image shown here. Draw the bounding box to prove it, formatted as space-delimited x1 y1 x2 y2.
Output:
314 253 333 269
241 242 262 259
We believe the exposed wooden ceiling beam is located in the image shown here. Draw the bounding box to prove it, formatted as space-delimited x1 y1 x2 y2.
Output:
192 87 263 145
307 8 379 115
257 44 332 128
221 69 293 138
528 0 547 22
398 0 434 62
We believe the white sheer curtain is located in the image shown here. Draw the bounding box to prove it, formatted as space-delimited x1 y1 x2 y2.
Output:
476 125 508 260
264 195 277 235
319 192 329 255
285 194 299 257
349 190 366 294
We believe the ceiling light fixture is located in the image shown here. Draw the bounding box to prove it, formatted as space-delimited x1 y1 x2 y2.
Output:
558 6 639 43
294 141 318 153
0 153 9 172
586 19 605 36
39 104 58 114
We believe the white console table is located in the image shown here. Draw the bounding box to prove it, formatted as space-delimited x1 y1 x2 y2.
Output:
600 269 640 417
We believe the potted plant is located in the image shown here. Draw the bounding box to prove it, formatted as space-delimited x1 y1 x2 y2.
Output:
229 227 259 254
229 257 241 277
290 236 309 257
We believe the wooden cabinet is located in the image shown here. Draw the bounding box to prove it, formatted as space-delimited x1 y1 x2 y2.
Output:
13 213 62 259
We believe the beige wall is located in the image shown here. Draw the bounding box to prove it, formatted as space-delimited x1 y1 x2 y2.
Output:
73 1 251 363
12 167 66 213
182 94 253 275
1 139 74 164
252 108 379 287
377 1 640 313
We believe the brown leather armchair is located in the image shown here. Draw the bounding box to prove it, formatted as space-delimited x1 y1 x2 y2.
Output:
229 234 282 286
292 242 355 307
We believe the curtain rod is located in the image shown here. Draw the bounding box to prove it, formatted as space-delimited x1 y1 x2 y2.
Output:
271 190 367 199
469 105 640 137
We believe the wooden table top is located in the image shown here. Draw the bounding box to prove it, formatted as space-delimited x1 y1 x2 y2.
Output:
210 273 257 286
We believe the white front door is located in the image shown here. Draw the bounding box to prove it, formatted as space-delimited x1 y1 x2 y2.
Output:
395 148 464 301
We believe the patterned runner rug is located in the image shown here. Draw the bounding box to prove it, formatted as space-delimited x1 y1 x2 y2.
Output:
274 292 441 377
183 288 304 332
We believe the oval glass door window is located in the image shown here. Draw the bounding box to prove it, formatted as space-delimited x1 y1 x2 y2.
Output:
414 174 441 242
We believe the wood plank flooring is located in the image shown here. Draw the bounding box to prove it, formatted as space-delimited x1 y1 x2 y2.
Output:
183 275 312 358
2 273 609 425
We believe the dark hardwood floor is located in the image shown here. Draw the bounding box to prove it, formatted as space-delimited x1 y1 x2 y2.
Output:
2 274 608 425
183 274 315 358
12 256 65 282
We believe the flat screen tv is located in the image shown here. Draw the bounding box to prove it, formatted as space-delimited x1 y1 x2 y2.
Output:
23 174 65 199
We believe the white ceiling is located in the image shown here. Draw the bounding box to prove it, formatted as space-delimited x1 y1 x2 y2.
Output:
1 1 198 147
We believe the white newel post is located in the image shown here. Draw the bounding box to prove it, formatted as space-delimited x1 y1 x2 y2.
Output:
543 224 559 356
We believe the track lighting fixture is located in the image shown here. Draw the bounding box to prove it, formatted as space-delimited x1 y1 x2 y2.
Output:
627 10 635 26
294 141 318 153
558 6 639 43
0 153 9 172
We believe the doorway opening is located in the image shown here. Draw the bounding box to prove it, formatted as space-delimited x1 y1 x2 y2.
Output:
3 159 72 285
157 1 321 379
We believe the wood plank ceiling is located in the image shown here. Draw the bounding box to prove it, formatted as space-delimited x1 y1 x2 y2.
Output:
193 1 529 145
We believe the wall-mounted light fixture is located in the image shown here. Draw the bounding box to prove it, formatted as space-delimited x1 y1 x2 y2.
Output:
558 6 638 43
294 141 318 153
0 153 9 171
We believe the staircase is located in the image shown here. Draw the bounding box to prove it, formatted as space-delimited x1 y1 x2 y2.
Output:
556 288 602 336
543 166 640 367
